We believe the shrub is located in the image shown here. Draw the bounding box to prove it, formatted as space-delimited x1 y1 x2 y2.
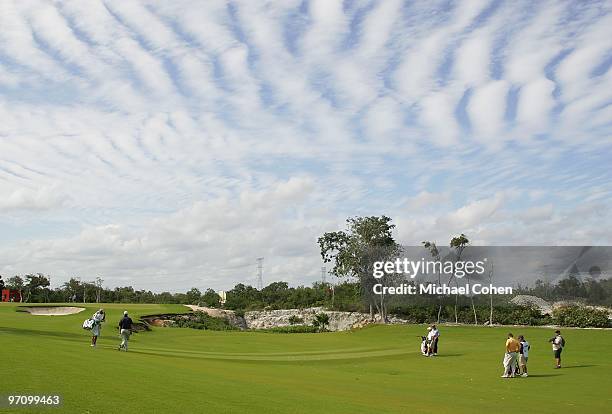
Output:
553 306 610 328
389 304 553 326
312 313 330 331
491 306 552 326
288 315 304 325
169 311 238 331
390 305 439 323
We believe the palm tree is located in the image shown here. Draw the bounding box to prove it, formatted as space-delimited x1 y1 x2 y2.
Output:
450 234 477 325
422 241 443 324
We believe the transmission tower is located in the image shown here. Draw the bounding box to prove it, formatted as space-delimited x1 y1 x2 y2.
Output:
321 266 327 284
256 257 264 290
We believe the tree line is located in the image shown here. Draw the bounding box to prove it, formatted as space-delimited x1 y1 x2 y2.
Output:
2 215 610 319
0 273 363 310
516 275 612 306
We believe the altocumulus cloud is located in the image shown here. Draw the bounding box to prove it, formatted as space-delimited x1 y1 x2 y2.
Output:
0 0 610 290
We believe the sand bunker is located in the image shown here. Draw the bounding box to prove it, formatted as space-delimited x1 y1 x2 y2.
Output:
21 306 85 316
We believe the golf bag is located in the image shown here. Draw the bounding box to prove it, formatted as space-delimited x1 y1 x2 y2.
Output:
82 318 95 330
419 336 428 355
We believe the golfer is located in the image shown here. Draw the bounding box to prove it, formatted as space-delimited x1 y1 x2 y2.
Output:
118 311 133 351
518 335 530 377
91 308 105 348
425 326 433 356
430 325 440 356
549 330 565 369
501 333 520 378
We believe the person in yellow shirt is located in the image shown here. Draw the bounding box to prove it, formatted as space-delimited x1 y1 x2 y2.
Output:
502 333 520 378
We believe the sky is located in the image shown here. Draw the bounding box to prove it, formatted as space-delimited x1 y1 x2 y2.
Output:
0 0 611 292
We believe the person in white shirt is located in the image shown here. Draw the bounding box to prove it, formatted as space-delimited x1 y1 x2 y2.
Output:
90 309 105 348
430 325 440 356
549 330 565 368
425 327 434 356
518 335 530 377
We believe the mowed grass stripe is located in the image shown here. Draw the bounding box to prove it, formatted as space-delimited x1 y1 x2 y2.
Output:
129 346 410 361
1 303 610 414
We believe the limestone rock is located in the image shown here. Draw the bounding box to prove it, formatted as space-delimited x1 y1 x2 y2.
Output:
510 295 553 315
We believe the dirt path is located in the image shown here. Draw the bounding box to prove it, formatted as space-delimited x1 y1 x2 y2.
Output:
185 305 235 318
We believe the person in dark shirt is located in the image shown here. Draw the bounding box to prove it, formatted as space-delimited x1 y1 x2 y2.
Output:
118 311 133 351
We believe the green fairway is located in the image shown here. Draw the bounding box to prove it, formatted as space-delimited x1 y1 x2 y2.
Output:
1 303 610 414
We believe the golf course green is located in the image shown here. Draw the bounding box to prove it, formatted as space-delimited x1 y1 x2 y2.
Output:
1 303 610 414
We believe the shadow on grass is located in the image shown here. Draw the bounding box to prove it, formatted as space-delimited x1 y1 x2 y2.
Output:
525 374 562 377
559 365 596 369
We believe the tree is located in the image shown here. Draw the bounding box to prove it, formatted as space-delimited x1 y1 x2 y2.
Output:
24 273 51 303
358 244 401 322
260 282 290 308
319 216 397 278
83 282 97 303
201 289 221 307
95 277 104 303
114 286 135 303
185 288 202 305
450 234 477 324
422 241 442 323
63 278 82 302
585 278 606 304
6 276 24 302
312 313 330 332
155 291 176 304
225 283 262 310
487 262 495 326
555 275 586 299
318 216 399 322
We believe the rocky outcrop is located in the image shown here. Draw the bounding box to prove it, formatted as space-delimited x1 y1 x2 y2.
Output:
245 307 385 331
510 295 612 320
244 308 370 331
552 301 612 320
510 295 553 315
552 299 590 309
185 305 408 331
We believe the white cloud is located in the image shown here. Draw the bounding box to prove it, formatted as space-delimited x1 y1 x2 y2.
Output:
437 193 505 229
0 177 323 290
0 0 610 290
518 204 554 224
516 77 555 134
467 80 510 141
419 91 461 146
363 96 402 142
405 191 451 210
0 183 68 211
453 31 491 86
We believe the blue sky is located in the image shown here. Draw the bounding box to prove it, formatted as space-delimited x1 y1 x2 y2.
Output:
0 0 611 291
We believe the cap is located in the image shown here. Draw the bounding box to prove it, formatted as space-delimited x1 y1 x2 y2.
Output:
124 311 128 315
